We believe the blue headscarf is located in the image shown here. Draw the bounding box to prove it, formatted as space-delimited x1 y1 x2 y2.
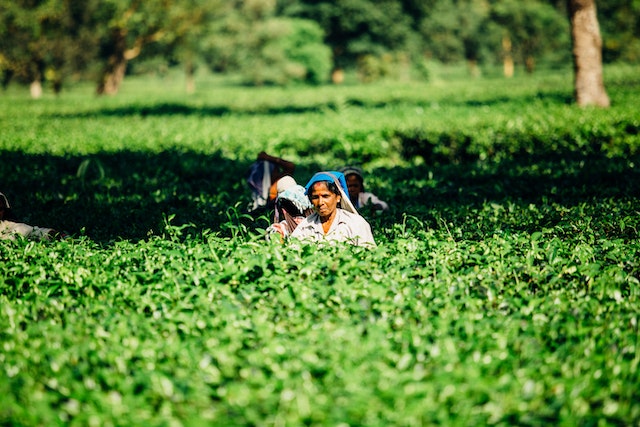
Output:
304 171 357 214
304 171 348 195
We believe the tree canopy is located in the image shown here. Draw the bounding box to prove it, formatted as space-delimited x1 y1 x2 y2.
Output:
0 0 636 95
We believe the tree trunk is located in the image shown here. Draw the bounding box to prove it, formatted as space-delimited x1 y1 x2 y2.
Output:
502 36 514 78
97 59 127 95
467 59 481 78
185 60 195 94
331 68 344 84
2 70 14 89
53 78 63 95
97 29 128 96
525 56 535 74
567 0 610 107
30 79 43 99
28 60 45 98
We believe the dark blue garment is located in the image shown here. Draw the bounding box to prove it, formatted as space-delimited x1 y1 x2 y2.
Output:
247 161 275 198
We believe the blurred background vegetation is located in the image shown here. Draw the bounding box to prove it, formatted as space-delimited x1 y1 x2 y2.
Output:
1 0 637 96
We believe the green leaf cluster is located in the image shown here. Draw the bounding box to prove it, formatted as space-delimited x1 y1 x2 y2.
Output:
0 64 639 426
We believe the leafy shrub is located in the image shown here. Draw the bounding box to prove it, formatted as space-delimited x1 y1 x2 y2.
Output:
397 105 640 164
0 65 639 426
242 18 332 86
281 19 333 85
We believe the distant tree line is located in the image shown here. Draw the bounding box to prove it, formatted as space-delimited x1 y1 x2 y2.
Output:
0 0 636 98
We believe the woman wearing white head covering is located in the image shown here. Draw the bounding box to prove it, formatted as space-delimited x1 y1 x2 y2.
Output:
0 192 64 241
266 178 314 239
290 171 376 247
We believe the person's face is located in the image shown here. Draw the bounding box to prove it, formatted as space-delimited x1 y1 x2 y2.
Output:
346 174 363 198
309 182 340 219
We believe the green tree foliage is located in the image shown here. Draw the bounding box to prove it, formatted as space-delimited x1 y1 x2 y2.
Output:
485 0 570 72
132 0 231 93
0 0 636 92
278 0 418 72
598 0 640 63
62 0 228 95
544 0 640 63
201 2 332 86
277 19 333 84
0 0 91 95
240 17 332 85
419 0 489 64
0 0 226 95
91 0 182 94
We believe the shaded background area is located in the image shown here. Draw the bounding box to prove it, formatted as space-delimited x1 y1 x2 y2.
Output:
1 150 250 242
1 68 638 245
1 148 638 244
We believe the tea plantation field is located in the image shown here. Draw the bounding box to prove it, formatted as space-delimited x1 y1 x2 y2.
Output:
1 65 639 425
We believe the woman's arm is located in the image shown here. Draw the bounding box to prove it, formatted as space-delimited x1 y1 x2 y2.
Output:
257 152 295 174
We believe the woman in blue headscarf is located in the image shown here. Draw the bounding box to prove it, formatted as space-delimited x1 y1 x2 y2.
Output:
290 171 376 247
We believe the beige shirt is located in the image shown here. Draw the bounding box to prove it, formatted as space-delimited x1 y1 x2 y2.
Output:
291 208 376 247
0 220 53 241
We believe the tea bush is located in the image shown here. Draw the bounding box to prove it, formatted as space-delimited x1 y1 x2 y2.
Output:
1 65 639 425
